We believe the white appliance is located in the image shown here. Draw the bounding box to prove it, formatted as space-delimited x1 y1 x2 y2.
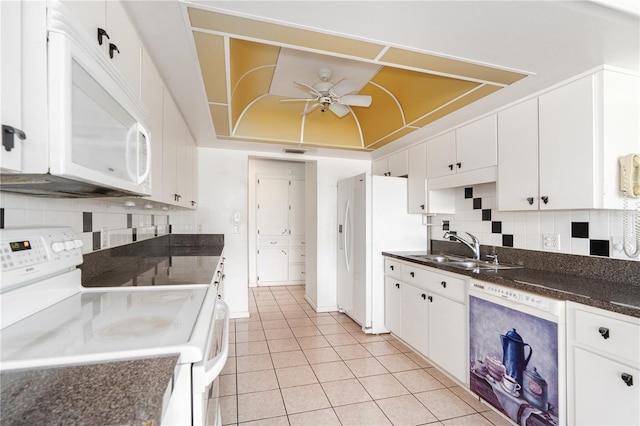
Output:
469 280 566 425
337 173 426 334
0 227 228 426
0 1 151 197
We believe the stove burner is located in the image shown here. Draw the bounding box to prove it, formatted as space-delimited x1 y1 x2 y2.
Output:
95 316 179 340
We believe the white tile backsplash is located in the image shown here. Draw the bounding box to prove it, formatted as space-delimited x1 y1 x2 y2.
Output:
433 183 639 261
0 193 198 253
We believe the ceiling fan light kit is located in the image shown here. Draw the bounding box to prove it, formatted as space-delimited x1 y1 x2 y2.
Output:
281 67 373 118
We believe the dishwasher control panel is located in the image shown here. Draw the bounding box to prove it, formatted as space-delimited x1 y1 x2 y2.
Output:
469 280 551 312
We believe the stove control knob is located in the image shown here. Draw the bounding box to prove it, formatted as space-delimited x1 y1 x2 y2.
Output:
73 239 84 249
51 242 65 253
64 240 75 250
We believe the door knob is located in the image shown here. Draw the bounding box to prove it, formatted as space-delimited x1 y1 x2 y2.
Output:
421 294 426 300
621 373 633 386
395 283 400 289
410 272 415 277
441 281 447 288
527 197 534 205
428 295 433 302
598 327 610 339
541 196 549 204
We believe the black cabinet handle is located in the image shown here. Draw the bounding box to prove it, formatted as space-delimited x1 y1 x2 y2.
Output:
527 197 534 205
97 28 109 45
109 43 120 59
441 281 447 288
410 271 415 277
390 265 394 271
598 327 610 339
428 295 433 302
2 125 26 152
456 162 462 169
448 164 454 170
395 283 400 289
621 373 633 387
541 196 549 204
420 204 425 210
421 293 426 300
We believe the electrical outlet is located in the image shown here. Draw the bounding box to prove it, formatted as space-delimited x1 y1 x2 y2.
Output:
611 237 626 259
542 234 560 251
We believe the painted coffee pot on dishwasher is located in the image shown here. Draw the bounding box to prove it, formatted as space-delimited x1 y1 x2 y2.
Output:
501 328 532 385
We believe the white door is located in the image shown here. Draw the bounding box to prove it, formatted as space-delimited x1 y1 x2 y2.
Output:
384 277 402 335
257 177 290 236
428 294 467 383
426 131 456 179
401 283 429 355
455 115 497 173
257 248 289 283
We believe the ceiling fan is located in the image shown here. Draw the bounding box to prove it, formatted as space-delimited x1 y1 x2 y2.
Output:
280 68 372 118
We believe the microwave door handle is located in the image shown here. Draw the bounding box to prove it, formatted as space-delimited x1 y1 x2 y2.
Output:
203 300 230 386
137 124 151 184
125 123 138 182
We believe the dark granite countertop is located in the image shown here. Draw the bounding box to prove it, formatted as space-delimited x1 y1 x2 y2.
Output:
383 250 640 318
0 355 178 426
80 234 224 287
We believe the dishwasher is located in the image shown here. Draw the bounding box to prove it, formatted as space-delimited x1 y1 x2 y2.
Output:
468 280 566 426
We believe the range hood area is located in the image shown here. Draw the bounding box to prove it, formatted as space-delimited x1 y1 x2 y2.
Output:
0 173 147 198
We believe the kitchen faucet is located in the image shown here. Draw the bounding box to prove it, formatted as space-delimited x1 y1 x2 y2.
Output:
443 231 481 260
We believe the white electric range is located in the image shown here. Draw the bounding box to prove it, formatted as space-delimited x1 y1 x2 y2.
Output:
0 227 228 426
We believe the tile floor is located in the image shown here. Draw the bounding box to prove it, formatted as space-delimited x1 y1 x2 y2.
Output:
215 285 510 426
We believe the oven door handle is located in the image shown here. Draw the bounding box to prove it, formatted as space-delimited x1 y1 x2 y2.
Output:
204 300 230 386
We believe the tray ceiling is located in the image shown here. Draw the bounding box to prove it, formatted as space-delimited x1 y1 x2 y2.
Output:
188 7 529 152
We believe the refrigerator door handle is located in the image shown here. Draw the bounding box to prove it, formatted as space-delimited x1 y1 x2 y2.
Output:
344 199 350 273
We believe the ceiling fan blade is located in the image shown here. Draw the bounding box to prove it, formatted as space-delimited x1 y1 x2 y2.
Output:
330 79 356 97
301 103 321 115
294 81 321 96
339 95 372 107
280 98 317 102
329 102 350 118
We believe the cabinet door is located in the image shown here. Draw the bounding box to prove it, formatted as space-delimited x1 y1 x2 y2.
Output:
141 49 164 202
497 99 539 210
105 1 141 96
257 178 290 235
573 347 640 425
428 294 467 383
372 158 388 176
401 283 429 355
289 179 305 236
539 75 596 210
0 0 23 172
161 89 178 204
426 131 456 179
407 143 427 213
257 248 289 283
387 150 408 177
385 277 402 336
455 115 497 172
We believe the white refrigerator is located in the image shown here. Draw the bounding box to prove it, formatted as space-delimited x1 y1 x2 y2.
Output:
337 173 427 334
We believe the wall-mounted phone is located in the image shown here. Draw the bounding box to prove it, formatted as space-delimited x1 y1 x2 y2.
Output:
620 154 640 258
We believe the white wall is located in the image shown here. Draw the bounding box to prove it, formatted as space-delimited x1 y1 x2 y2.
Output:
196 147 370 317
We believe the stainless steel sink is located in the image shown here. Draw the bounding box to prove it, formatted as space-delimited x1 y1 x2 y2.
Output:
410 254 522 270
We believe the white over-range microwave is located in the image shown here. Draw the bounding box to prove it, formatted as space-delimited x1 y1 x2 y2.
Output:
1 1 151 197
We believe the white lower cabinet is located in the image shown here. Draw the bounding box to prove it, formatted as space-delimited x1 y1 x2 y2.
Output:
256 247 288 283
567 302 640 425
384 258 468 383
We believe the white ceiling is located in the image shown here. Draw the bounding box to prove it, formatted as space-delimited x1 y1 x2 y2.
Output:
123 0 639 159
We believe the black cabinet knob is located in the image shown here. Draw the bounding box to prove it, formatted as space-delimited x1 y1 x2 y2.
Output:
109 43 120 59
390 265 394 271
410 271 415 277
395 283 400 289
420 204 425 210
448 164 454 170
598 327 610 339
441 281 447 288
621 373 633 386
541 196 549 204
527 197 534 205
97 28 109 45
421 293 426 300
428 295 433 302
456 162 462 169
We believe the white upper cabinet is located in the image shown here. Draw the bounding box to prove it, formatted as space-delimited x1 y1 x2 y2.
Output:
426 131 456 179
407 143 427 213
61 0 141 97
426 116 497 180
497 98 540 210
538 69 638 210
141 49 164 203
373 150 409 177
